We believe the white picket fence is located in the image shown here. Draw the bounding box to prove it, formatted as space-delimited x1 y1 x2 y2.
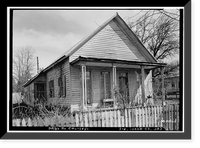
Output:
12 104 179 130
75 106 163 127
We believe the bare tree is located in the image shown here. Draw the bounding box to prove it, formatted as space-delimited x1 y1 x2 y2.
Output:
13 46 36 93
124 10 180 104
127 10 179 61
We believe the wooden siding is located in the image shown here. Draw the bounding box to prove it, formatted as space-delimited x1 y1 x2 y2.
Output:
46 58 71 105
70 66 81 105
69 20 147 62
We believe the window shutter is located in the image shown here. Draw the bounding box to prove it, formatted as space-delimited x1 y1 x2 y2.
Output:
63 75 66 97
49 81 51 98
58 77 61 97
52 80 54 97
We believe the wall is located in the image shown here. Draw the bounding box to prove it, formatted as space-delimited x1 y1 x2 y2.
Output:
46 58 71 106
69 20 147 62
69 65 153 108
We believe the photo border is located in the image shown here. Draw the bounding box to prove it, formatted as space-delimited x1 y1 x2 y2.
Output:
2 2 191 139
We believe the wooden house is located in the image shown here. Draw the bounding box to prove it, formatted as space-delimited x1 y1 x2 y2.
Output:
23 13 166 111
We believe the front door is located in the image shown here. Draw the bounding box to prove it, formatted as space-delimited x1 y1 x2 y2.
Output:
118 72 129 103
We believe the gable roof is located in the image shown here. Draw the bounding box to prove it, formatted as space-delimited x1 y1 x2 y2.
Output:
23 13 158 87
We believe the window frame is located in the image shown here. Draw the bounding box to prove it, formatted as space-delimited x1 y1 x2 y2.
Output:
49 80 54 98
58 75 66 98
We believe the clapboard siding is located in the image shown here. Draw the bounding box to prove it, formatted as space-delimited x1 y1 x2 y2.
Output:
70 66 81 105
70 20 147 62
46 58 71 105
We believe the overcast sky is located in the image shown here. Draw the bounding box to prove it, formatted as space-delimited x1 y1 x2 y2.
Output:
13 9 178 75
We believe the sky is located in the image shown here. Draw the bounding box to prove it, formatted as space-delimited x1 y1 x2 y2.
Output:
13 9 178 75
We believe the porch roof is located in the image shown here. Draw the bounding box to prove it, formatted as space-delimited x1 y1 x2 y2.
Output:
71 56 166 70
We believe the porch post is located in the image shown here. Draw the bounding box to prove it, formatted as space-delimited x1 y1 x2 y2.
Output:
161 67 165 106
112 66 117 107
81 65 87 109
141 66 146 105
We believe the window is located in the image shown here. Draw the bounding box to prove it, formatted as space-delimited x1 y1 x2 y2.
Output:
49 80 54 98
100 72 111 100
58 75 66 97
171 81 175 88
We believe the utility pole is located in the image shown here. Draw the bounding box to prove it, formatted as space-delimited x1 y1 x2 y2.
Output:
37 57 39 74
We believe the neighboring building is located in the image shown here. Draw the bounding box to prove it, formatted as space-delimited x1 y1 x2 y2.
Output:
23 13 166 110
165 76 180 99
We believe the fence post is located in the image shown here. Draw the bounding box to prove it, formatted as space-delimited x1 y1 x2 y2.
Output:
80 113 83 127
105 111 109 127
102 111 105 127
28 118 32 127
154 106 157 127
16 119 21 126
117 110 121 127
85 112 88 127
171 104 174 130
93 111 96 127
98 111 101 127
145 106 148 127
110 110 113 127
21 118 26 126
142 107 145 127
114 110 117 127
75 113 79 127
125 109 128 127
89 111 92 127
135 108 138 127
128 108 131 127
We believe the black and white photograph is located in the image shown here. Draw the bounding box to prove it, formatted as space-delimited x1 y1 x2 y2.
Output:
3 4 191 140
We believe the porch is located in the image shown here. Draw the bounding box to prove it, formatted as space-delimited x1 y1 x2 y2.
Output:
71 56 166 110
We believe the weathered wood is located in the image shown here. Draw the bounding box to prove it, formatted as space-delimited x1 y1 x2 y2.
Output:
84 112 88 127
135 108 138 127
142 107 145 127
27 118 32 127
70 20 147 63
98 112 101 127
38 117 44 127
171 105 174 130
80 113 83 127
89 111 92 127
92 111 96 127
141 66 146 104
175 105 177 130
124 109 128 127
101 111 105 127
114 110 117 127
145 107 148 127
117 110 121 127
75 113 79 127
16 119 21 126
110 111 113 127
161 67 165 105
21 118 26 126
128 108 131 127
154 106 157 127
33 118 38 127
